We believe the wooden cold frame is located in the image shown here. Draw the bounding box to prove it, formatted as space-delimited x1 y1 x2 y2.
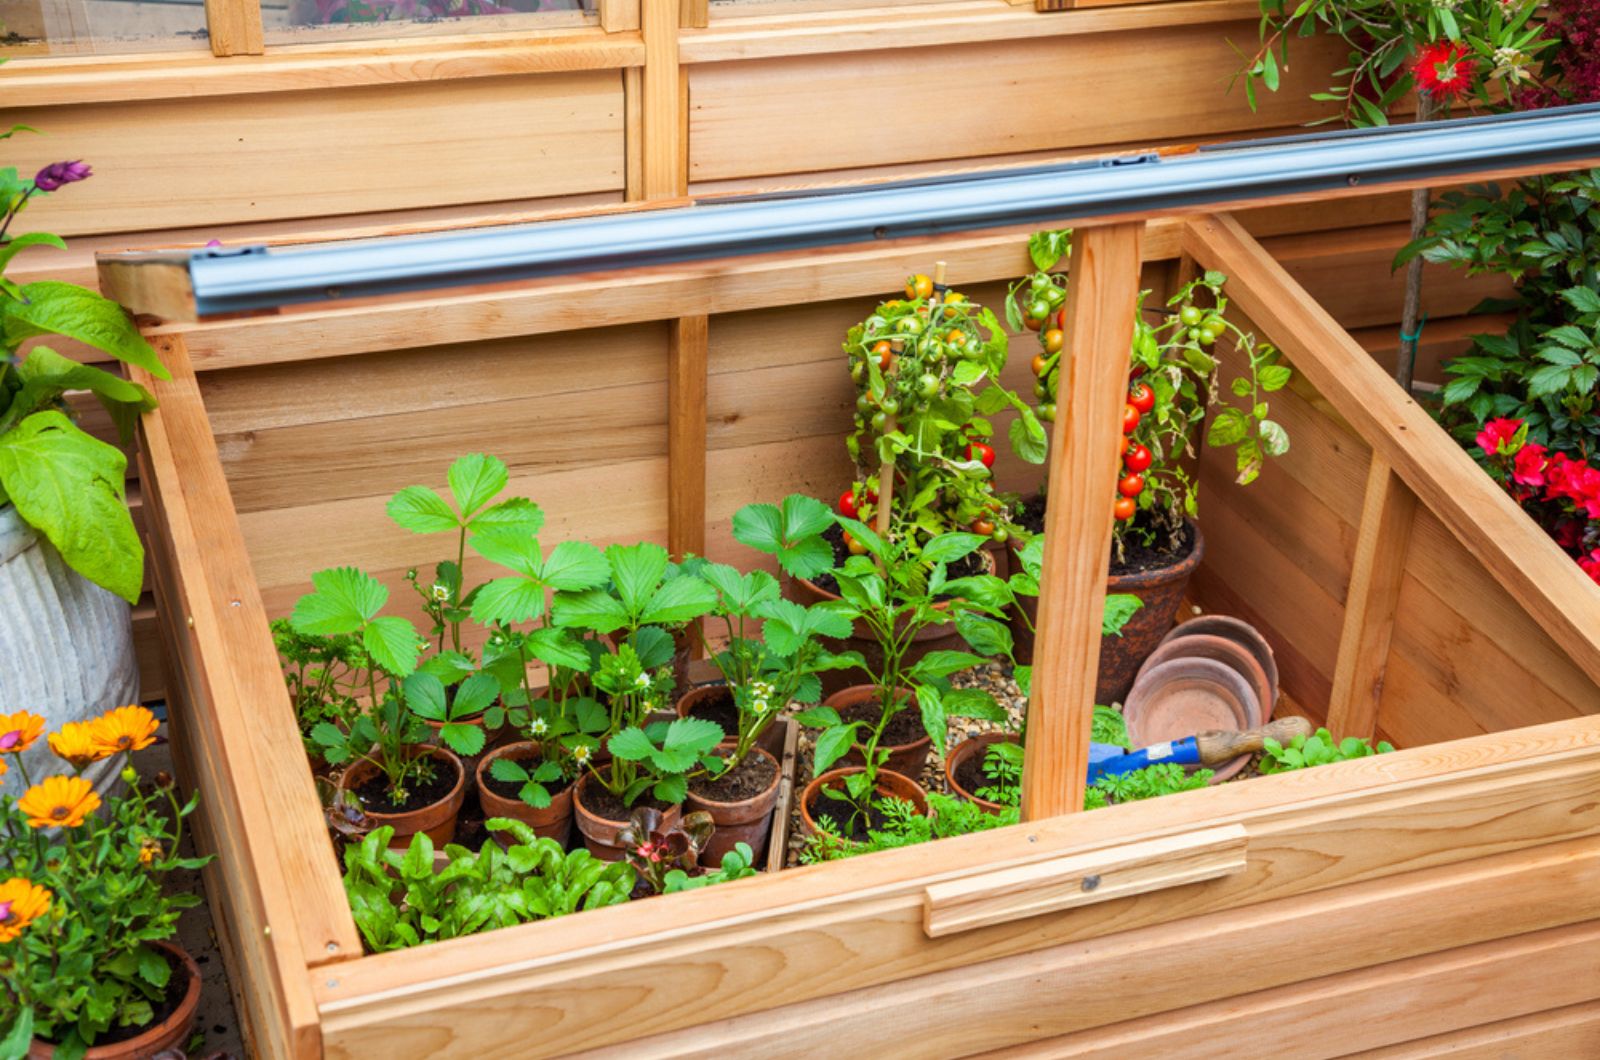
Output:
115 157 1600 1054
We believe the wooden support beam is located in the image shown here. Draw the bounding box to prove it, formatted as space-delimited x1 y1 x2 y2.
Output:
642 0 686 200
203 0 264 56
1327 456 1417 740
599 0 641 32
1022 221 1144 821
680 0 709 28
623 66 645 201
1184 213 1600 690
668 315 708 561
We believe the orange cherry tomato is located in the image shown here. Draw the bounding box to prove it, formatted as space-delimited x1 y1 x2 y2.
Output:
1118 473 1145 498
844 531 868 556
1023 314 1044 332
1031 354 1048 378
1113 497 1137 521
906 274 934 300
1118 434 1130 457
947 329 968 349
871 340 893 370
1122 404 1142 434
1043 328 1064 354
971 518 996 537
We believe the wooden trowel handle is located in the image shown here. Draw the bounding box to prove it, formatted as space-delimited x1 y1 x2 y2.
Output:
1194 717 1313 767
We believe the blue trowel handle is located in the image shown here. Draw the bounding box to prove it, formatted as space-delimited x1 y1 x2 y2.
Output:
1088 736 1201 783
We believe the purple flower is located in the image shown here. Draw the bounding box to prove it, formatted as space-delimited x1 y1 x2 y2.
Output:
33 160 92 192
0 730 20 751
0 901 11 923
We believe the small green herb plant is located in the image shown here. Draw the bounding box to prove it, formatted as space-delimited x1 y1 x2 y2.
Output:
270 619 368 756
1 145 168 604
664 843 758 893
1084 763 1213 808
1259 727 1394 773
801 792 1016 863
341 819 634 953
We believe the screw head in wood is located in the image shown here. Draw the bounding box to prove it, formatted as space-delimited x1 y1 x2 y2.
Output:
1081 874 1101 892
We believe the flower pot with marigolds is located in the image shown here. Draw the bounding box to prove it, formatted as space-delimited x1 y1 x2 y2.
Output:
1020 261 1291 703
0 151 168 804
0 705 212 1058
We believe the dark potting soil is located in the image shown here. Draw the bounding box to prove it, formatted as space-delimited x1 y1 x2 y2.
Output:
483 755 574 802
684 686 741 737
691 749 777 803
1017 495 1197 577
839 700 924 748
578 781 675 824
954 746 1011 798
40 948 188 1047
352 758 458 815
811 522 987 597
805 788 901 842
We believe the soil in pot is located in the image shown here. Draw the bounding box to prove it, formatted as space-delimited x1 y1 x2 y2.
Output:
339 746 466 847
475 741 575 847
687 747 781 864
1010 495 1204 705
829 686 931 778
800 767 928 844
351 764 457 815
946 734 1019 814
572 772 681 862
28 942 200 1060
675 683 785 760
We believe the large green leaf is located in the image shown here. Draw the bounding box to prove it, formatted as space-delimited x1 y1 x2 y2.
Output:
291 566 388 635
469 527 543 579
640 575 717 627
447 453 508 519
452 672 500 716
540 540 609 591
8 346 155 444
467 496 543 535
2 280 168 378
551 588 629 634
387 485 459 535
607 541 669 616
404 672 448 720
525 626 592 670
0 231 66 273
0 410 142 602
469 576 545 626
364 615 421 676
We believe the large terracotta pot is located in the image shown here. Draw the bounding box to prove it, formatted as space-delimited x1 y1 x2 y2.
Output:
685 745 782 865
0 503 138 799
1010 516 1206 706
799 767 929 841
572 772 681 862
788 551 996 699
337 745 466 848
943 733 1018 814
475 741 574 847
674 683 785 760
28 941 200 1059
825 684 931 780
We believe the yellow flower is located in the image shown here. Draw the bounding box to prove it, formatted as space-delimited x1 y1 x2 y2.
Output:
0 757 7 781
138 839 163 866
17 776 101 829
48 721 102 769
0 711 46 754
89 706 159 757
0 877 51 943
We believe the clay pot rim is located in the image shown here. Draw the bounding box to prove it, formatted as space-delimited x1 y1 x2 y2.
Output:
943 733 1018 812
1159 613 1280 707
1123 656 1260 784
1133 633 1272 726
686 745 782 810
799 765 930 837
30 940 200 1059
1106 518 1206 592
572 770 681 828
337 744 465 822
825 684 928 753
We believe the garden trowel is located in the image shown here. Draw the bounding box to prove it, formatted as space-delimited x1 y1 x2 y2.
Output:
1087 716 1313 783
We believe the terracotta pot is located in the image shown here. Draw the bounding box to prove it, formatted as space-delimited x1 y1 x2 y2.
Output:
474 741 575 847
572 772 681 862
28 941 200 1059
825 684 931 780
686 745 783 865
1134 633 1272 723
943 733 1018 814
1160 614 1280 714
1010 514 1206 706
790 550 996 699
674 683 786 760
1123 656 1261 783
799 767 929 841
337 745 466 848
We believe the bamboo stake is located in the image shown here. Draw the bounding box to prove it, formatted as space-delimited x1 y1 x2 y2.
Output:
1395 94 1439 393
873 260 946 542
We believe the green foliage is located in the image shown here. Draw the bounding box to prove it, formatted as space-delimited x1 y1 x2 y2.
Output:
1005 536 1143 697
270 619 368 754
2 755 211 1055
1086 763 1213 808
800 792 1017 863
1091 705 1132 750
664 842 759 893
973 740 1023 808
341 820 634 953
0 159 165 603
1259 727 1394 773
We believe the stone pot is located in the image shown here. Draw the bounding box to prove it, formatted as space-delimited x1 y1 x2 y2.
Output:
0 503 138 799
28 941 200 1059
337 745 466 848
685 745 783 865
474 741 575 847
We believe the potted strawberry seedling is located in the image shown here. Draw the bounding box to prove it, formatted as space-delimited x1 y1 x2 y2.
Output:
1016 258 1291 703
675 552 862 862
292 566 469 847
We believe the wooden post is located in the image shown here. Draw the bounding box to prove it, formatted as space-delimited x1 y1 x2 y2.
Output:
203 0 264 56
679 0 708 28
667 315 708 561
1326 456 1417 740
641 0 686 201
599 0 641 32
1021 222 1144 821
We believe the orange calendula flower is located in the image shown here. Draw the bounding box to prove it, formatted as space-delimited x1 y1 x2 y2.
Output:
89 706 159 757
17 775 101 829
0 877 52 943
0 711 46 754
138 838 163 866
48 721 102 769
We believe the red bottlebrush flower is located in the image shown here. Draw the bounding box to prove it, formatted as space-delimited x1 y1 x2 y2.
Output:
1475 417 1523 457
1513 443 1549 488
1414 41 1477 102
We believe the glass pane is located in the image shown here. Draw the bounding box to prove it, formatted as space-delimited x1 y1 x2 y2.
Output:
0 0 210 56
710 0 959 16
262 0 595 45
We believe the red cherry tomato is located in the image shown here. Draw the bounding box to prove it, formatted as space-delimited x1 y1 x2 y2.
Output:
1118 473 1145 498
865 487 879 505
839 489 859 518
871 340 893 370
1055 308 1068 330
1113 497 1136 521
1128 382 1155 414
1122 404 1142 434
971 518 996 537
967 442 997 468
1124 444 1152 473
1118 434 1130 457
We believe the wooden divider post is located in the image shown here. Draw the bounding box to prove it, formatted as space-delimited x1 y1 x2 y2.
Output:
1021 223 1144 821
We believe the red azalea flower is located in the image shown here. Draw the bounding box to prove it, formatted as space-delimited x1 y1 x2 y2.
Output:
1415 41 1477 102
1513 443 1549 487
1476 417 1523 457
1580 549 1600 585
1554 518 1586 551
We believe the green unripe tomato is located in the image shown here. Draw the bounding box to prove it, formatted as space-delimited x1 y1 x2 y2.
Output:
1188 328 1204 342
896 316 924 336
1027 298 1051 321
1038 402 1057 422
918 373 940 398
992 528 1009 544
1197 327 1218 346
856 394 874 414
1030 273 1054 293
1033 381 1048 399
1042 285 1066 308
1179 305 1204 327
870 411 888 431
1202 315 1226 332
880 397 901 416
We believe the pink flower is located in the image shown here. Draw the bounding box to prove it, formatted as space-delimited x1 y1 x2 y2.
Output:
1513 443 1549 487
33 160 91 192
1580 549 1600 585
1476 418 1524 457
